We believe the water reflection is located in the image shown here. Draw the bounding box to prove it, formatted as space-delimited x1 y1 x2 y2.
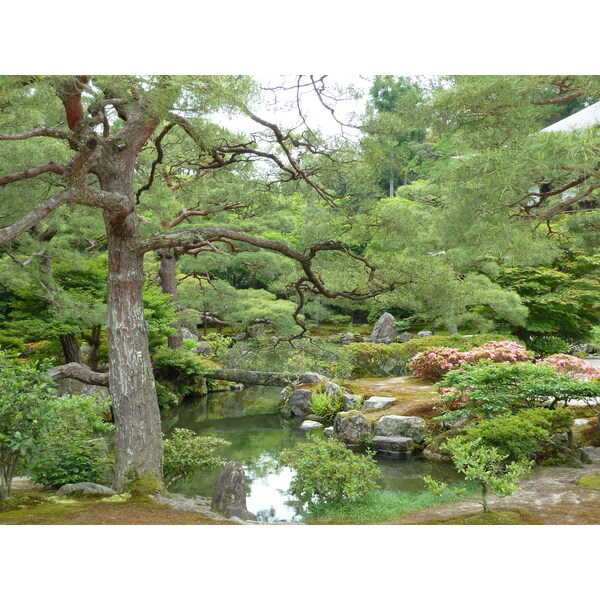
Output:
161 386 459 523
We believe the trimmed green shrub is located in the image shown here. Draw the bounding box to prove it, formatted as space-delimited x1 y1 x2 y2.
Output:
279 434 380 508
27 393 114 489
327 315 352 325
163 428 230 487
460 408 574 463
526 335 571 357
341 342 408 376
27 433 112 488
437 361 600 423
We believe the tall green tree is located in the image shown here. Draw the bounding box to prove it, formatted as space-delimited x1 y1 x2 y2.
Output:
0 75 391 490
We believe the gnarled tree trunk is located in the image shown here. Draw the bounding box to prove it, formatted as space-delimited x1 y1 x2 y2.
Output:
104 211 163 490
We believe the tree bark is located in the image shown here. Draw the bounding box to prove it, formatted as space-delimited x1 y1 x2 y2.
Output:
158 248 183 349
59 333 82 364
104 211 163 490
85 325 102 372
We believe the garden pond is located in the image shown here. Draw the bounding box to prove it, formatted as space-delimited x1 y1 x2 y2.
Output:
161 385 462 522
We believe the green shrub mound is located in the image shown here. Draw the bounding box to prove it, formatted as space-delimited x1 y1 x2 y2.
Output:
163 428 230 487
279 434 380 508
437 361 600 423
27 394 115 489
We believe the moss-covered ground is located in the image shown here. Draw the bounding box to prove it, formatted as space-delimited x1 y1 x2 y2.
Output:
0 490 236 525
345 375 439 422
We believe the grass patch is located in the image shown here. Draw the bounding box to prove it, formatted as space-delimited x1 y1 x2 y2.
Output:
577 473 600 489
303 483 478 524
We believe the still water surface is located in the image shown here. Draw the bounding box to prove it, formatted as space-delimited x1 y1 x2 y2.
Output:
161 386 461 522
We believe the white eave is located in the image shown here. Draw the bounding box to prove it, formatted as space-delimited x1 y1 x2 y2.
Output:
540 101 600 133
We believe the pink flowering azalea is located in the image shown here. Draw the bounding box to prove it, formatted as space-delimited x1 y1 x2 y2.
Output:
409 340 533 381
537 354 600 381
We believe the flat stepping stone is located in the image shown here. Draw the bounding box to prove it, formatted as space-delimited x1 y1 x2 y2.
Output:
574 419 590 426
362 396 395 410
371 436 414 456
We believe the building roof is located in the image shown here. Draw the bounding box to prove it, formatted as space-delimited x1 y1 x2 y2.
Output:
540 101 600 133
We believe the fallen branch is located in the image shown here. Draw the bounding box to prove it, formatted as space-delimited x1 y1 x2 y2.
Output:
47 362 109 387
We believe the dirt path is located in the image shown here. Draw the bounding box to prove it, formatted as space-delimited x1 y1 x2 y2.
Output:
387 464 600 524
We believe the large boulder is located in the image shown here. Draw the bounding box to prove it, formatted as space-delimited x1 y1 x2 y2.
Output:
287 389 313 416
55 377 110 401
399 332 412 343
374 415 427 443
370 313 398 344
333 410 373 445
211 461 257 521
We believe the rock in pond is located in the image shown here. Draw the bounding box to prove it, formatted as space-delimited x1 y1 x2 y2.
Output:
286 388 313 416
333 410 373 445
211 461 257 521
374 415 426 443
370 312 398 343
362 396 395 410
299 420 324 431
371 436 414 457
56 482 117 496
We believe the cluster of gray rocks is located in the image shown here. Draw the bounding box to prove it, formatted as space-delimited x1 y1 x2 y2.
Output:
280 381 427 458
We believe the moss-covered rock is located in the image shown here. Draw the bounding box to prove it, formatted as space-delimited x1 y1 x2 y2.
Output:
124 474 164 496
422 429 465 462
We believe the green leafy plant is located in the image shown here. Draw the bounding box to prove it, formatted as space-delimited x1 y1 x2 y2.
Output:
27 433 112 489
0 351 57 499
201 332 234 361
526 335 571 357
278 433 380 508
26 393 115 489
437 361 600 423
309 392 343 423
443 436 532 513
341 342 405 376
163 428 230 487
422 475 448 496
460 408 574 463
